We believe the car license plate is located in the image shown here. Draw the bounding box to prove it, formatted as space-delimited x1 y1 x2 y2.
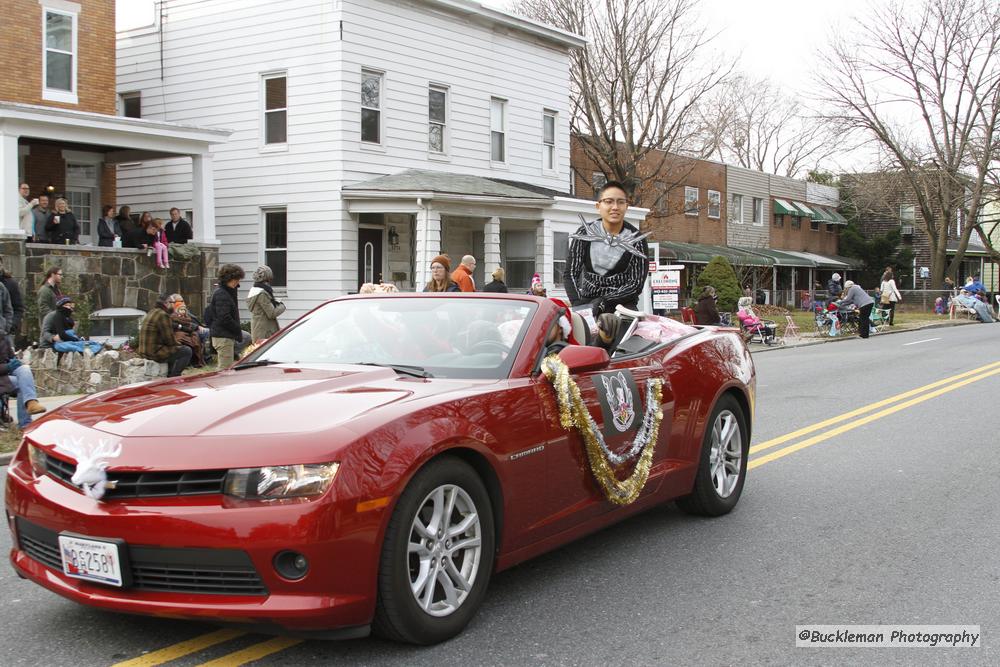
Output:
58 535 124 587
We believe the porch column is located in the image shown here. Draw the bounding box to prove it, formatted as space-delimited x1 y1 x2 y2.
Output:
791 268 796 308
771 267 777 305
537 219 553 287
414 205 441 289
191 153 217 243
483 216 501 275
0 131 25 237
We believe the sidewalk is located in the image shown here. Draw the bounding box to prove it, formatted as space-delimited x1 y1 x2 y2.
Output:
746 317 979 353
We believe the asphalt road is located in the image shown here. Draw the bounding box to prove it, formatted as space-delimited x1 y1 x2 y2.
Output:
3 323 998 665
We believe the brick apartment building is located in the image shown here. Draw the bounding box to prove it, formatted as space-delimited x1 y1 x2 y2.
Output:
570 135 855 306
840 172 994 290
0 0 226 246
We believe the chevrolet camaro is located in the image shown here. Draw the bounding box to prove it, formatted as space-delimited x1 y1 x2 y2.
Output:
6 293 754 644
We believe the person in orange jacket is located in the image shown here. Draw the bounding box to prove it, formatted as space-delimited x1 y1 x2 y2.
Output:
450 255 477 292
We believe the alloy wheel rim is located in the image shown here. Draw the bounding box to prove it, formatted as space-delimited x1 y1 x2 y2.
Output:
407 484 483 617
708 410 742 498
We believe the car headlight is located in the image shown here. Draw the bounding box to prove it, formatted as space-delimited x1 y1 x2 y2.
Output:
223 463 339 499
27 444 46 477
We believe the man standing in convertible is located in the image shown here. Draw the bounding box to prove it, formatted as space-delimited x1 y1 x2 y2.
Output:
565 180 650 316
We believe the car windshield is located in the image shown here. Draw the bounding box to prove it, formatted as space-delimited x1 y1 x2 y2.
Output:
248 297 536 379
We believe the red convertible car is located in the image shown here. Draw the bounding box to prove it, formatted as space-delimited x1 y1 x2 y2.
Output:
6 294 754 644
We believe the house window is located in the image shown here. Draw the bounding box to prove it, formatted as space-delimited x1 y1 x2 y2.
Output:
553 231 569 285
263 208 287 288
591 172 607 199
490 97 507 162
899 204 915 224
504 230 536 288
810 219 820 231
773 214 784 228
429 86 447 153
707 190 721 219
120 92 141 118
542 111 557 171
791 217 801 230
684 187 699 216
43 8 77 102
752 197 763 225
826 223 835 233
361 70 382 144
729 194 743 224
653 181 668 215
262 73 287 145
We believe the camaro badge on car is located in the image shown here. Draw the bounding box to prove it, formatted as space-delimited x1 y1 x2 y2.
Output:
54 436 123 500
593 370 640 436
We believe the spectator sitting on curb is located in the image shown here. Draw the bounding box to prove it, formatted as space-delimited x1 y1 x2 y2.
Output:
169 294 211 366
0 335 46 428
139 294 194 377
40 297 103 354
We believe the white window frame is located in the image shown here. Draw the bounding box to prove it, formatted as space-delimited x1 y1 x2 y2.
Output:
707 190 721 219
261 207 288 289
542 110 557 172
899 204 915 225
119 91 141 118
42 4 79 104
729 194 743 224
684 186 699 216
260 71 288 151
490 97 508 165
361 69 384 147
428 84 448 156
552 230 569 286
752 197 764 226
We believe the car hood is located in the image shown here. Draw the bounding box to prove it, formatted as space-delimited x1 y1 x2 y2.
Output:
44 365 473 438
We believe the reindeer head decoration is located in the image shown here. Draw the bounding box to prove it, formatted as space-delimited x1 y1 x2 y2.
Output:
56 436 123 500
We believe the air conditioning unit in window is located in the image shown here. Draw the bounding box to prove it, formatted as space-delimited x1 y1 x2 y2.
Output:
900 224 914 236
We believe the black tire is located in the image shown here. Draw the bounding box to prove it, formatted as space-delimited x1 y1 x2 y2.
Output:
373 457 495 645
676 394 749 517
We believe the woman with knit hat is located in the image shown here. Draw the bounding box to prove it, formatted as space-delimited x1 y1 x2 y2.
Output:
424 254 460 292
247 265 286 342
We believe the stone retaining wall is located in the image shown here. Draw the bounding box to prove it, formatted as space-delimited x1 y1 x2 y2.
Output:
0 236 218 345
18 346 167 397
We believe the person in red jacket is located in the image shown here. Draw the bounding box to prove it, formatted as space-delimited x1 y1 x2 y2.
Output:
450 255 477 292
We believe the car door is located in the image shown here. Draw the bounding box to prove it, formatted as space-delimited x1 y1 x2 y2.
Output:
533 354 675 539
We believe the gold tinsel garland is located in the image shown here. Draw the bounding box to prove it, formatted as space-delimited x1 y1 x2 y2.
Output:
541 354 664 505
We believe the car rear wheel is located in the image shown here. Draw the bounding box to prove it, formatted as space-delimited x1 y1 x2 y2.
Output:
373 457 495 644
676 394 748 517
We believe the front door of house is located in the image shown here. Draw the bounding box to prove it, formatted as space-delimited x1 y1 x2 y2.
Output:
358 227 383 289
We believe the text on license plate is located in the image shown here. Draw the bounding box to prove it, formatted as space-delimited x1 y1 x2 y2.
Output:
59 535 123 587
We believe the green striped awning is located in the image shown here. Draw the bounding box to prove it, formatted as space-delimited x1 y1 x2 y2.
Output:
828 209 849 224
773 198 798 216
806 205 835 222
791 201 815 217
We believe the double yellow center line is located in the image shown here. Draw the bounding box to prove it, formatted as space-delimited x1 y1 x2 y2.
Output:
749 360 1000 469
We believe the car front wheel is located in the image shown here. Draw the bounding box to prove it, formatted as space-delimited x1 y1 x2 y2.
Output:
373 457 495 644
676 394 749 516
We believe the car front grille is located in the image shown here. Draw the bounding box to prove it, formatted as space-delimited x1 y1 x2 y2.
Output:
16 518 268 596
41 450 228 498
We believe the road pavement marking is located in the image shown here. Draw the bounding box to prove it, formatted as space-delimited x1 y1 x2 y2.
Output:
902 337 941 346
749 360 1000 455
749 365 1000 469
194 636 303 667
110 629 247 666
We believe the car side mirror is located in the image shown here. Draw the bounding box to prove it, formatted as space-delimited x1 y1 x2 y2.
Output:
558 345 610 373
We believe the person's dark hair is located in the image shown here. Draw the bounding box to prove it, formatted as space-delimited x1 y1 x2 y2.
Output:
103 204 114 217
139 211 153 227
169 207 180 214
882 268 894 281
217 263 245 284
597 180 629 200
118 205 130 218
44 266 62 280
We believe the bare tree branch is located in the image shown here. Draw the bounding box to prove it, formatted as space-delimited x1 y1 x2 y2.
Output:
512 0 733 206
818 0 1000 288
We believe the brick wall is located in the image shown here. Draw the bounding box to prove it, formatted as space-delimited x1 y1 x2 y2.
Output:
0 0 116 114
769 211 840 254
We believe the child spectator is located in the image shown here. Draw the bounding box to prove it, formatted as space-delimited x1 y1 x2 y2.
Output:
151 218 170 269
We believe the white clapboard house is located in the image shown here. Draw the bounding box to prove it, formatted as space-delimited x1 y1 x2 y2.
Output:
116 0 647 319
